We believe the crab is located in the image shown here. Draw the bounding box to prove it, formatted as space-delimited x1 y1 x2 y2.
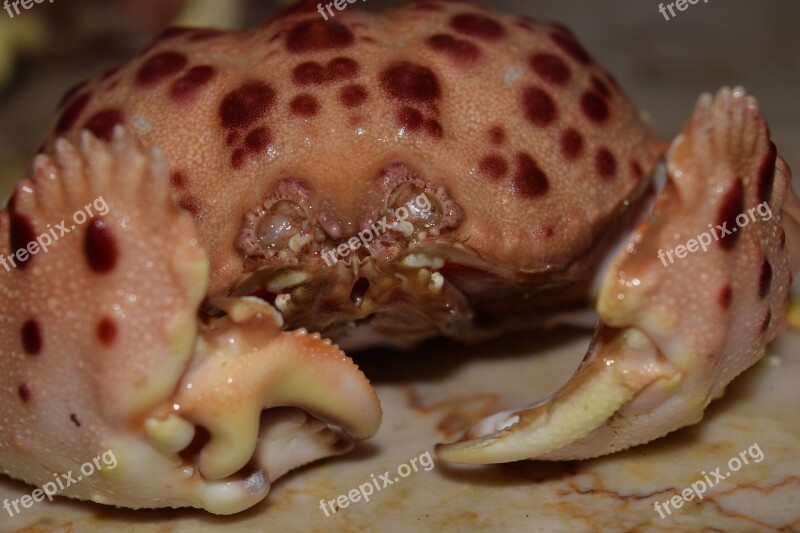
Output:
0 0 798 516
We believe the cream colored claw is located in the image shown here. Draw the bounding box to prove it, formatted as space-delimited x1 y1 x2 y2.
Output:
144 296 381 512
437 328 675 463
438 87 800 463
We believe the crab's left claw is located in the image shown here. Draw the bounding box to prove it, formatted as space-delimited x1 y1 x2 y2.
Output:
438 87 800 463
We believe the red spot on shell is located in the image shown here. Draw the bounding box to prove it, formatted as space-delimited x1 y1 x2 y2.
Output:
22 319 42 356
293 62 326 85
178 197 203 219
780 227 786 250
595 149 617 179
550 31 591 64
591 76 611 98
294 57 360 86
479 154 508 181
529 53 571 86
581 91 609 124
719 285 732 309
10 213 37 270
758 141 777 204
561 128 584 160
286 19 354 53
340 84 369 108
170 65 217 103
717 179 744 251
425 120 444 139
450 13 505 41
56 93 92 134
84 109 125 142
136 52 188 88
18 384 31 403
759 259 772 299
220 81 276 129
97 317 118 347
171 170 188 188
488 127 505 145
536 225 557 239
245 126 272 152
512 153 549 198
426 34 481 65
380 62 441 103
328 57 360 81
231 149 246 170
84 218 119 273
397 107 424 131
290 94 320 117
522 87 557 127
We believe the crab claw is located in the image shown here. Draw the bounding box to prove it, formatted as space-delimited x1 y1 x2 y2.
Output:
149 296 381 502
438 87 800 463
0 129 380 515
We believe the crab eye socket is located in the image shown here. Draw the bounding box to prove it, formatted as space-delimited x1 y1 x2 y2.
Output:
256 200 306 250
387 183 441 229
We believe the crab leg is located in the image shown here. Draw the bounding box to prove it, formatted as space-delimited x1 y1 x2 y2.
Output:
437 87 800 463
0 129 381 514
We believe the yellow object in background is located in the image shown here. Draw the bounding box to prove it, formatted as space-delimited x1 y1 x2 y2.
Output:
174 0 244 30
789 298 800 331
0 16 46 89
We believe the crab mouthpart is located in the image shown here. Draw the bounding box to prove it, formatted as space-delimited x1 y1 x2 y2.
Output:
145 296 381 513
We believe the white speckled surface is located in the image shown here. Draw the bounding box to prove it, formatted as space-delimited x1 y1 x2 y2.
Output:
0 1 798 532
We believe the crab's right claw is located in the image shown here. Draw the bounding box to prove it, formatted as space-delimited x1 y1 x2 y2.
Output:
438 87 800 463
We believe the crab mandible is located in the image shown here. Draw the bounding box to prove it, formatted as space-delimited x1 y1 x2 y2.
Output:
1 0 798 514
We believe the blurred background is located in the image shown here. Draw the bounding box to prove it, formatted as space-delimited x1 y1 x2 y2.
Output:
0 0 798 199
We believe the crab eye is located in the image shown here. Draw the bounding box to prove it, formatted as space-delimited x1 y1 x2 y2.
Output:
256 200 306 250
387 183 441 229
